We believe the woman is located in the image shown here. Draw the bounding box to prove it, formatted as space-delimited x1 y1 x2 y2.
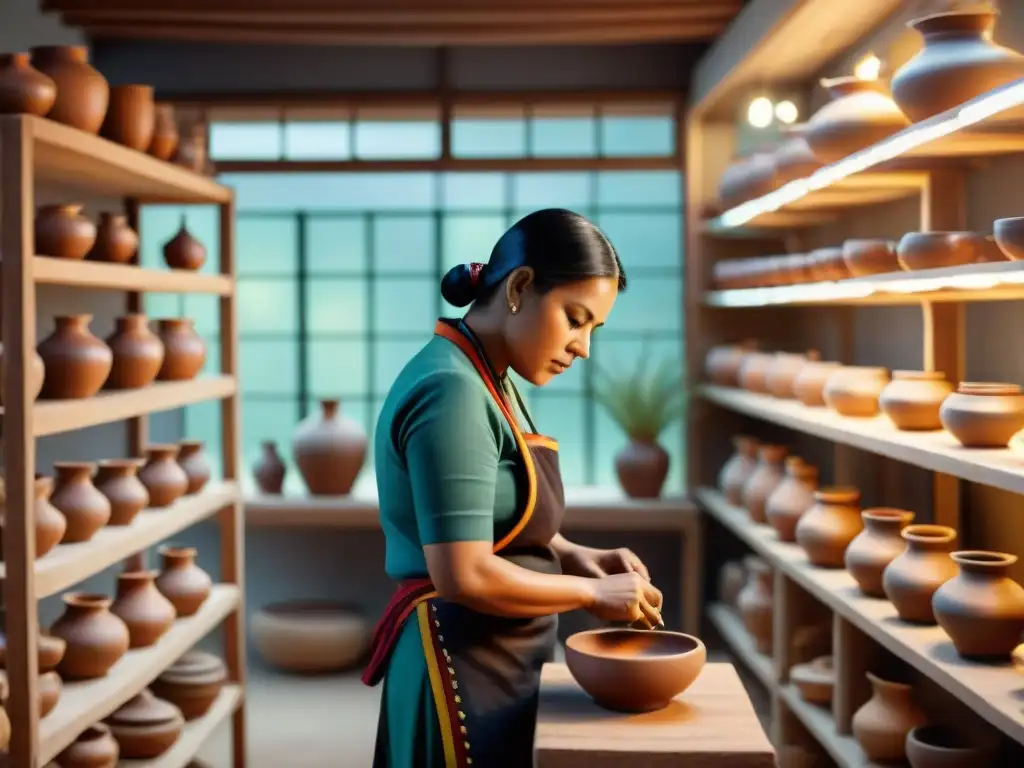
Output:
362 208 665 768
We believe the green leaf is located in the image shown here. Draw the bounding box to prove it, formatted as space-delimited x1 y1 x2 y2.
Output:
591 350 686 442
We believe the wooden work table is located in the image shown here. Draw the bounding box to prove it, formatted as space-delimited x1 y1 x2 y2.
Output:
534 662 775 767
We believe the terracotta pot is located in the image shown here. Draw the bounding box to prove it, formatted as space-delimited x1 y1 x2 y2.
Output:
932 550 1024 660
104 314 164 390
615 439 670 499
891 10 1024 123
35 203 97 260
177 440 211 494
765 456 818 542
105 689 184 759
150 651 226 720
766 350 819 399
717 560 746 607
0 475 67 558
882 524 958 624
39 670 61 718
994 216 1024 261
704 340 757 386
737 351 773 393
100 84 154 151
111 570 177 649
149 103 180 161
88 213 139 264
156 318 206 381
805 77 910 163
789 655 834 706
252 601 372 673
253 440 287 494
718 435 760 505
718 153 777 208
897 231 991 271
50 593 130 679
138 444 189 508
852 672 927 763
0 52 56 116
793 360 843 407
162 217 207 271
844 508 914 597
94 459 149 525
50 461 111 543
939 382 1024 447
293 399 368 495
770 123 822 185
879 370 953 431
155 545 212 617
823 366 889 417
37 315 113 399
741 444 787 524
0 609 67 678
795 486 862 568
30 45 109 133
56 723 119 768
843 239 900 277
737 556 773 654
0 343 45 406
808 246 850 281
906 725 993 768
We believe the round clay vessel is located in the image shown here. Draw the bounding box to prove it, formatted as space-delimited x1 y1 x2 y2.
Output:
880 370 953 431
149 103 179 161
251 601 371 673
770 123 822 185
57 722 119 767
789 655 834 706
717 560 746 607
138 444 189 508
37 314 113 399
100 84 154 151
150 651 227 720
94 459 149 525
737 556 773 654
39 669 61 717
741 444 787 524
105 689 184 759
897 231 986 271
0 343 45 405
737 351 773 393
111 570 177 648
177 440 211 494
156 318 206 381
30 45 109 133
564 628 706 713
717 435 759 505
162 217 207 271
823 366 889 417
808 246 850 281
766 350 819 399
252 440 287 494
0 475 68 558
844 508 914 597
50 461 111 543
704 340 757 386
50 592 130 679
906 725 993 768
852 672 927 763
293 399 368 495
882 524 958 624
104 314 164 389
793 360 843 407
993 216 1024 261
718 153 776 209
0 52 56 116
34 204 97 260
805 76 910 163
842 238 899 277
939 382 1024 447
615 438 670 499
765 456 818 542
795 486 862 568
88 213 138 264
155 545 212 617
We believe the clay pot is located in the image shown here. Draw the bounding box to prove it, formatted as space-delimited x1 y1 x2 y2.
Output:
293 399 368 495
737 556 773 654
156 318 206 381
0 52 56 116
852 672 927 763
795 486 862 568
138 445 189 508
39 670 61 718
906 725 993 768
253 440 287 494
823 366 889 417
155 545 212 617
111 570 177 649
718 153 777 208
790 655 834 706
891 10 1024 123
766 350 819 399
741 444 787 524
879 371 953 431
932 551 1024 660
50 593 130 679
844 508 914 598
56 723 119 768
718 435 760 506
897 231 992 271
50 461 111 543
88 213 139 264
737 352 773 393
30 46 108 133
939 382 1024 447
805 77 910 163
149 103 180 161
37 315 113 399
0 475 67 558
793 360 843 407
104 314 164 390
35 204 97 260
105 689 184 759
770 124 822 185
808 246 850 281
615 439 670 499
177 440 211 494
765 456 818 542
717 560 746 607
252 601 372 673
704 340 757 386
843 239 899 277
150 651 227 720
882 524 958 624
0 343 45 406
94 459 149 525
100 84 154 152
162 217 207 271
993 216 1024 261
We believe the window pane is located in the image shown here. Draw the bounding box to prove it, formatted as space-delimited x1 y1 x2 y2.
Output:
374 278 437 334
530 118 596 157
143 293 183 321
305 278 367 334
209 122 281 160
307 339 368 397
605 277 682 332
596 171 680 208
512 172 591 210
180 294 220 337
306 216 367 274
238 217 298 276
441 214 507 272
373 215 436 274
597 211 681 270
240 340 299 395
284 121 351 160
452 118 526 158
355 121 441 159
441 173 507 211
223 172 436 212
238 278 297 333
527 394 585 487
600 116 674 157
240 397 300 490
374 339 429 396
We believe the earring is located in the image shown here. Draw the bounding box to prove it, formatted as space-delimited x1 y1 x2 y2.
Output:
509 303 518 314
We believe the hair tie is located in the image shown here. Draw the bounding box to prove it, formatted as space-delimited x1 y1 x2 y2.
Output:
468 262 485 285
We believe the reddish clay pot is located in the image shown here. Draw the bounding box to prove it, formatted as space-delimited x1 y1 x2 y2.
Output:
37 315 113 399
94 459 149 525
30 46 109 133
0 52 56 116
138 445 189 508
793 360 843 407
156 319 206 381
795 486 862 568
105 689 184 759
150 651 227 720
88 213 139 264
162 218 207 271
50 593 130 679
0 343 45 406
882 524 958 624
852 672 926 763
939 382 1024 447
50 462 111 543
879 371 953 431
741 444 787 524
293 399 368 495
57 723 119 768
105 314 164 390
252 441 287 494
718 435 759 506
0 475 66 559
844 508 914 597
737 556 773 654
765 456 818 542
155 545 212 617
35 204 97 260
177 440 211 494
615 439 669 499
149 103 179 161
111 570 177 649
100 84 154 151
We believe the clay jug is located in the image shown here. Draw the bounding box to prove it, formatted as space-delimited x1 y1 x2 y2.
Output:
0 343 45 406
105 314 164 390
177 440 211 494
852 673 926 762
155 545 212 617
795 486 863 568
35 204 97 261
0 475 67 559
932 551 1024 660
156 318 206 381
770 123 821 185
805 77 910 163
100 84 154 152
111 570 177 649
162 217 207 271
882 524 958 624
37 315 113 399
89 213 139 264
30 46 109 133
57 723 120 768
138 445 189 508
704 340 756 386
844 508 914 597
94 459 149 525
765 456 818 542
0 52 56 116
106 689 185 759
293 399 368 495
737 556 773 654
50 462 111 543
879 370 953 431
718 435 759 505
906 725 993 768
615 439 670 499
253 441 287 494
149 103 179 161
741 444 787 523
50 593 130 679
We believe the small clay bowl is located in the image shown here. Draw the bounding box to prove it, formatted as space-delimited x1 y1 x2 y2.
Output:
906 725 993 767
897 232 976 271
842 239 899 277
939 382 1024 448
789 655 834 706
823 366 890 417
565 628 706 713
994 217 1024 261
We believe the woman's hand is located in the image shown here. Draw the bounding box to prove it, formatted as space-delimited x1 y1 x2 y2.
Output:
586 572 664 627
560 543 651 581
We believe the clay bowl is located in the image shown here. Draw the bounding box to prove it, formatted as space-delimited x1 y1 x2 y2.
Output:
994 217 1024 261
789 655 834 706
905 725 994 768
564 628 706 713
843 238 899 277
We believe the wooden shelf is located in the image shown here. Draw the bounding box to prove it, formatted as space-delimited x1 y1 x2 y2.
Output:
707 602 776 690
39 584 240 764
778 685 878 768
698 384 1024 496
33 257 234 296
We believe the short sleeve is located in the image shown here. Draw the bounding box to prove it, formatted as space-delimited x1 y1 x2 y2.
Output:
396 371 501 545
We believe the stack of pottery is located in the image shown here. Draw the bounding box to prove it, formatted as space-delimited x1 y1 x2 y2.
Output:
736 556 773 655
154 545 212 617
765 457 818 542
882 524 958 624
105 689 184 758
804 76 909 163
844 508 914 597
293 399 367 495
151 651 227 719
717 435 760 505
879 371 953 431
49 593 130 679
939 383 1024 447
795 487 863 568
851 673 926 763
741 444 787 524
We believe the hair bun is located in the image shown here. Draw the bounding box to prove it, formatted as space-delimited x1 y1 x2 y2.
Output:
440 263 479 308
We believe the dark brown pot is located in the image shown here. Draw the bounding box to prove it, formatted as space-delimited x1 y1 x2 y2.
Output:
293 399 368 495
105 689 184 759
795 486 863 568
100 84 154 151
138 445 189 508
615 439 669 499
56 723 119 768
30 45 109 133
741 444 787 524
50 461 111 543
37 315 113 399
737 556 773 654
177 440 211 494
0 343 45 406
111 570 177 649
156 318 206 381
94 459 149 525
149 103 179 161
765 456 818 542
253 441 287 494
155 545 212 617
88 213 139 264
844 508 914 597
882 524 958 624
35 204 97 260
162 217 207 271
50 593 130 679
104 314 164 390
0 476 67 559
717 435 759 506
150 651 226 720
0 52 56 116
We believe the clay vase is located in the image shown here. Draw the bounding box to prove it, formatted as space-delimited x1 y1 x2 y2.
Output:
737 351 773 393
770 123 822 185
111 570 177 649
852 672 927 763
939 382 1024 448
150 651 227 721
293 399 368 495
138 445 189 508
0 343 45 406
793 360 843 407
155 545 212 617
737 556 773 654
156 318 206 381
843 238 900 277
50 593 130 679
35 203 97 260
30 46 109 133
253 441 287 494
56 723 119 768
50 462 111 543
766 350 819 399
0 52 56 116
0 476 68 559
844 508 914 598
741 444 787 524
932 551 1024 660
615 439 670 499
906 725 993 768
879 371 953 431
88 213 139 264
891 10 1024 123
104 314 165 390
162 217 207 271
100 84 154 152
823 366 890 417
718 560 746 607
105 689 184 759
765 456 818 542
149 103 179 161
795 486 863 568
718 435 760 505
882 524 958 624
94 459 149 525
37 315 113 399
804 77 910 163
704 340 757 386
177 440 211 494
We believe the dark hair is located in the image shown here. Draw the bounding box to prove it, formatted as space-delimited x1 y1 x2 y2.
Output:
440 208 626 308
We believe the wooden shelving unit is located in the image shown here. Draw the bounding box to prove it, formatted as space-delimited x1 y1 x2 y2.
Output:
0 114 245 767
